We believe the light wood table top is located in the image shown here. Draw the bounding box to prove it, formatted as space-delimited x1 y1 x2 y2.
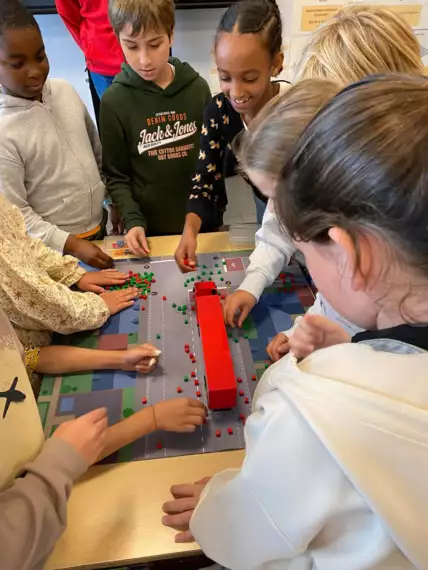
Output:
47 231 247 570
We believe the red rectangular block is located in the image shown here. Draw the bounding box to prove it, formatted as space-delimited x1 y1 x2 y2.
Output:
195 287 236 410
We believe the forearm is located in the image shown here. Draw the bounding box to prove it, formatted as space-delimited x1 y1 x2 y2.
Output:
99 407 156 460
183 213 202 236
35 346 126 374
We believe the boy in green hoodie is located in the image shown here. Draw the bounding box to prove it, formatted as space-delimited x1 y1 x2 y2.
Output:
100 0 211 256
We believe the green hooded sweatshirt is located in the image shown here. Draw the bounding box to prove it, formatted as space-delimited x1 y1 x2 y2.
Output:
100 58 211 235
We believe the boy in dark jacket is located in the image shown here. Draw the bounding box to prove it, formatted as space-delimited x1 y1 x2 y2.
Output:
101 0 211 256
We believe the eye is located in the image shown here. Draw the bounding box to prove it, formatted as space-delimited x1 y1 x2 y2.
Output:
36 54 46 63
244 77 258 83
219 76 231 82
8 61 23 70
124 44 137 51
149 43 161 49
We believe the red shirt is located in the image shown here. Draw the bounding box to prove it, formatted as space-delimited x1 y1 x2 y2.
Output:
56 0 124 76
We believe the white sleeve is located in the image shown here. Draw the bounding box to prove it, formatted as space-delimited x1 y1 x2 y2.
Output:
238 203 295 301
84 106 102 172
0 151 69 253
190 371 345 570
282 293 325 338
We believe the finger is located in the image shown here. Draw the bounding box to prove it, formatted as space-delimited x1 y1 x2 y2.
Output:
117 301 136 311
126 236 143 257
118 288 139 298
135 365 151 374
277 341 289 356
266 342 274 361
164 493 197 509
88 284 105 294
224 301 236 328
175 530 195 543
237 305 250 328
288 339 313 359
188 399 207 412
161 511 193 529
187 414 205 426
96 248 114 264
81 407 108 423
139 235 150 255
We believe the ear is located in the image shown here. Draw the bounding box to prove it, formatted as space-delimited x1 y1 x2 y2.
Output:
272 52 285 77
169 31 175 46
328 227 371 293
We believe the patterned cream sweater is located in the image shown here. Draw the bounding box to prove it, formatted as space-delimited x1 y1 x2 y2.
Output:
0 194 109 348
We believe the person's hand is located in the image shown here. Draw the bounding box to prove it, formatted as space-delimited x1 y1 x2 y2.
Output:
76 269 129 294
266 332 289 362
64 235 113 269
121 344 161 373
162 478 211 543
153 398 207 433
289 314 351 358
110 205 124 235
125 227 150 257
175 231 197 273
223 290 256 327
100 288 139 315
53 407 108 466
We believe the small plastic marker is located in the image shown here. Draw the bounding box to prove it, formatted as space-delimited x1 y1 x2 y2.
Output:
183 258 189 266
252 375 257 381
156 334 161 340
191 371 196 378
196 391 201 397
194 379 199 386
216 429 221 438
141 306 145 311
228 428 233 435
142 397 147 405
239 390 245 397
189 353 194 359
177 387 182 393
244 397 249 404
156 442 163 450
237 377 242 383
239 414 245 421
172 303 177 308
162 296 167 301
184 375 189 382
185 343 190 349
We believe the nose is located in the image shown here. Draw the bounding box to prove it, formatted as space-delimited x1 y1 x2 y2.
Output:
229 80 246 101
139 50 152 69
27 64 44 81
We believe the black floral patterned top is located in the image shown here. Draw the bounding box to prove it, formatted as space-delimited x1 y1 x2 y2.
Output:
186 85 288 230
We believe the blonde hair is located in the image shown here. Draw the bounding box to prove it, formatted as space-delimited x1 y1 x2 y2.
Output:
109 0 175 37
237 78 340 177
294 5 423 84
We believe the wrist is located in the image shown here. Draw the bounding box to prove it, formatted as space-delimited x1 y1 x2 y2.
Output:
150 404 158 431
64 234 78 255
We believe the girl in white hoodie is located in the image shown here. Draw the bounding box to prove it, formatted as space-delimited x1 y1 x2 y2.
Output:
162 74 428 570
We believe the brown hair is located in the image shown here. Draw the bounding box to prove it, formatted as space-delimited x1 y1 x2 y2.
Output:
109 0 175 37
236 78 340 177
277 74 428 276
295 5 423 85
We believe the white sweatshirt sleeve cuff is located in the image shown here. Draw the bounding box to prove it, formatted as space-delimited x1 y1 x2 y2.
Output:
46 227 70 254
238 272 270 301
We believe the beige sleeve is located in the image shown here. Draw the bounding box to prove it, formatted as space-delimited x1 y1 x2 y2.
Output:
27 234 86 287
0 437 88 570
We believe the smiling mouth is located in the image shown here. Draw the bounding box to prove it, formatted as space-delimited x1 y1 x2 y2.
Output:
233 97 250 105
